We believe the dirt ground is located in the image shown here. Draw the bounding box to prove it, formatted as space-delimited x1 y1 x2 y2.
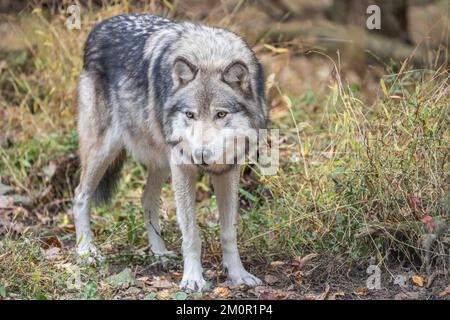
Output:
81 253 450 300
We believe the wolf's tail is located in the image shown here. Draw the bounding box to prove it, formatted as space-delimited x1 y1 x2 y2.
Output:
92 149 126 206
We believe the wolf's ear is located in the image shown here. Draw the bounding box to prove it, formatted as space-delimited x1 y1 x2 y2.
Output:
173 57 197 87
223 61 252 97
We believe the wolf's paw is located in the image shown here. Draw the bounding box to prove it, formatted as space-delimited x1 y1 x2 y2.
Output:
76 245 104 265
180 275 207 292
228 270 262 287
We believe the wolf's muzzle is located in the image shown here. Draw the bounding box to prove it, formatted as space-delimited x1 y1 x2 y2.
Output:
193 147 213 164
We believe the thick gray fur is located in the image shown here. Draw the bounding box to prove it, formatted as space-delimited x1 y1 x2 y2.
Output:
74 14 267 290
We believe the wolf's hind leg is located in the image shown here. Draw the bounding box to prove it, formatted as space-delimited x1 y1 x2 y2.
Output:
74 71 123 263
142 167 175 258
74 128 123 263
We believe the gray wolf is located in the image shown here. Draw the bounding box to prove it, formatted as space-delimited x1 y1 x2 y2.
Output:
74 14 267 291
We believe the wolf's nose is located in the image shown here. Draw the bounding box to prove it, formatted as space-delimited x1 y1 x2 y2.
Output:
194 147 212 163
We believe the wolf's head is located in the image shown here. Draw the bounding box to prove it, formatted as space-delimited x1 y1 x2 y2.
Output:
155 26 267 174
165 58 264 174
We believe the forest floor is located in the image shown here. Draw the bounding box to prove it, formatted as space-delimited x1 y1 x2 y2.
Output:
0 1 449 300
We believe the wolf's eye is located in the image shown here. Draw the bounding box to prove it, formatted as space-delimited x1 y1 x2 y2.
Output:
217 111 228 118
185 111 194 119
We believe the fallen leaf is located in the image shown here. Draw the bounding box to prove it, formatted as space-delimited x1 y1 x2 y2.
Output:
170 272 183 281
157 289 172 300
136 277 150 288
40 236 62 249
101 243 113 253
226 283 246 290
355 287 369 296
264 274 278 285
273 290 288 299
256 287 294 300
292 253 318 269
253 285 269 295
212 287 231 299
438 285 450 297
411 275 424 287
328 291 345 300
292 270 303 285
136 276 150 282
270 261 285 268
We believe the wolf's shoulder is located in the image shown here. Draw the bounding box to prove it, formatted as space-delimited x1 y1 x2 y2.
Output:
83 14 176 72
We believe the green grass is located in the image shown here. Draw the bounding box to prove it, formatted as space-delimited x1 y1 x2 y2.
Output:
245 69 449 268
0 2 449 299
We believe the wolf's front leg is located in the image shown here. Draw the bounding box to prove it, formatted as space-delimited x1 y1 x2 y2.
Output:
171 164 206 291
212 166 262 286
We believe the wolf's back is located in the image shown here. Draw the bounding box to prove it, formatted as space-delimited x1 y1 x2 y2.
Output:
83 14 172 74
81 14 266 121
